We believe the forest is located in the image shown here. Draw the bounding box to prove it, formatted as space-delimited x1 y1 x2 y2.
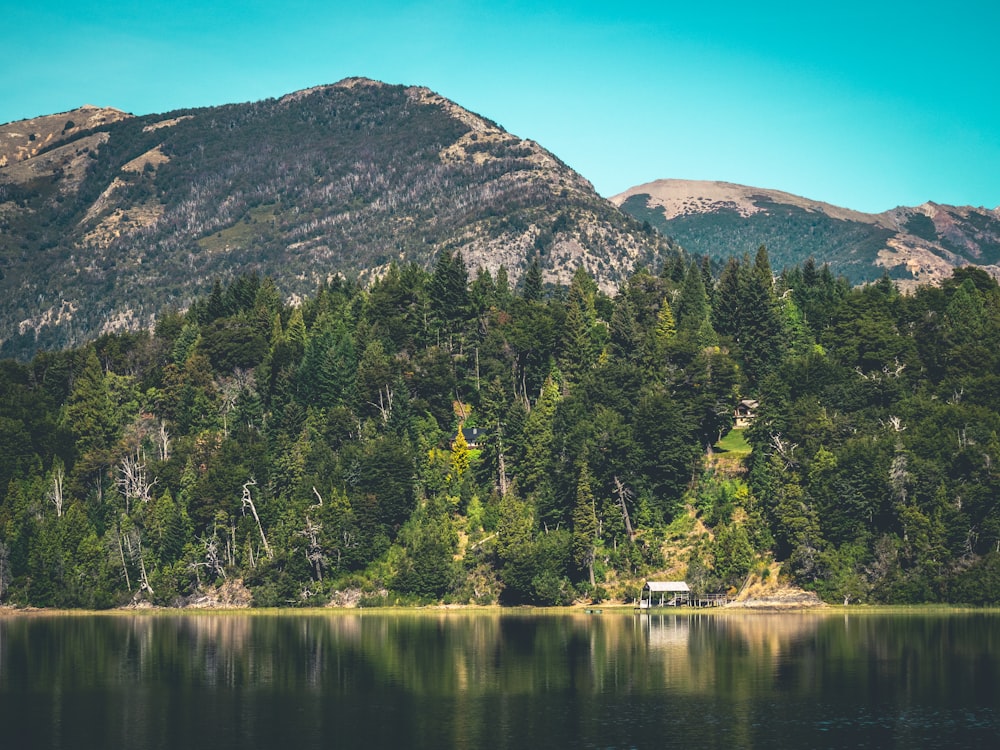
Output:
1 246 999 608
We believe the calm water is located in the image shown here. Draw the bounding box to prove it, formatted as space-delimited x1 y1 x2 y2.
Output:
1 610 998 749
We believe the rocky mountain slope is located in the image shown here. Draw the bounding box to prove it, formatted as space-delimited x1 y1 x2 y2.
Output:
0 78 669 358
613 179 1000 286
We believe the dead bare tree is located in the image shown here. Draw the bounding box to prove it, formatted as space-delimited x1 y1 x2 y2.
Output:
117 522 154 598
117 451 156 514
157 420 171 462
298 517 326 581
881 415 906 432
770 434 799 469
242 478 273 559
116 529 132 592
189 533 227 582
135 539 154 598
47 459 65 518
368 384 394 423
613 476 636 543
217 376 241 438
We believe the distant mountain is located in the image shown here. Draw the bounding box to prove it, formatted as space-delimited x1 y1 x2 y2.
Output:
0 78 669 358
612 179 1000 285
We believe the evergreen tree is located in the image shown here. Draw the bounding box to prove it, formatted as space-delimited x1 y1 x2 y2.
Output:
609 292 643 361
428 249 469 337
572 460 598 587
560 266 599 384
62 348 117 458
206 279 226 321
395 494 456 598
494 265 513 309
520 375 560 524
495 491 537 602
676 261 711 332
740 246 788 384
521 256 543 302
470 267 497 316
654 297 676 356
712 256 743 340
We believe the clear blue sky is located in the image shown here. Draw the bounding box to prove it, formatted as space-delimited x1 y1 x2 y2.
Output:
3 1 998 213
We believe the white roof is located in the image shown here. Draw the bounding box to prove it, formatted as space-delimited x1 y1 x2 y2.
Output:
644 581 690 592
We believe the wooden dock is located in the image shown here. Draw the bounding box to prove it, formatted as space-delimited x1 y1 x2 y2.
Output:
636 581 731 610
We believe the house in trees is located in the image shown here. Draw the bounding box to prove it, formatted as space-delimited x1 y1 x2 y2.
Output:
734 399 759 429
452 426 487 450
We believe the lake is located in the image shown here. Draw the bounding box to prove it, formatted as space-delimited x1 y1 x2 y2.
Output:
1 609 998 749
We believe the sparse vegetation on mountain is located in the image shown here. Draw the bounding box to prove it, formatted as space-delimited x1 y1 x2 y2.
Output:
0 79 670 359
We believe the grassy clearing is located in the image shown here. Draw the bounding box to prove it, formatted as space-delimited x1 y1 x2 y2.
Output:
715 428 751 454
197 204 278 253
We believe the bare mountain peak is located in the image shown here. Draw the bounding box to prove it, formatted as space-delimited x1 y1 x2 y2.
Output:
611 178 874 224
406 86 498 133
277 77 387 105
0 105 131 167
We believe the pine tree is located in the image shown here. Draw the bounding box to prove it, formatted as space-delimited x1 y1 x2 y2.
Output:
451 427 471 482
676 261 713 343
171 322 201 366
572 460 598 587
206 279 226 321
62 348 116 456
521 257 543 302
470 267 496 315
609 292 643 361
285 306 307 359
495 490 538 602
654 297 676 353
740 247 788 384
495 265 513 309
428 249 469 336
712 256 743 340
395 494 456 598
520 375 560 523
560 266 599 384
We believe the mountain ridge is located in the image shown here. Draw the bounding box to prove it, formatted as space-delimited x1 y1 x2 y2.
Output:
612 179 1000 287
0 78 670 358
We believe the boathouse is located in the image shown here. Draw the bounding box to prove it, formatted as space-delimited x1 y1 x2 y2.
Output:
639 581 690 608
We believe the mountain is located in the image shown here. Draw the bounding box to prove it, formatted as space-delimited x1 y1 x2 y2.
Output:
0 78 669 358
612 179 1000 286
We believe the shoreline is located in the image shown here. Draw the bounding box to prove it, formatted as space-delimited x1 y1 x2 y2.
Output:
3 602 998 617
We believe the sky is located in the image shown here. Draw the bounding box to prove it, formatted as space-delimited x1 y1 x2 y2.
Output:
2 1 998 213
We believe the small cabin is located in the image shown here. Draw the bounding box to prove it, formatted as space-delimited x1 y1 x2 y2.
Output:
638 581 690 608
734 399 759 429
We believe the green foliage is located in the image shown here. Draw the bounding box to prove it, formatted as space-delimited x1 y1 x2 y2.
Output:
394 495 457 598
571 461 598 585
2 262 1000 607
621 193 900 284
715 429 751 454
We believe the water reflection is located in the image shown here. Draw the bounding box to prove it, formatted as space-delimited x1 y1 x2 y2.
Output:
1 611 998 749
